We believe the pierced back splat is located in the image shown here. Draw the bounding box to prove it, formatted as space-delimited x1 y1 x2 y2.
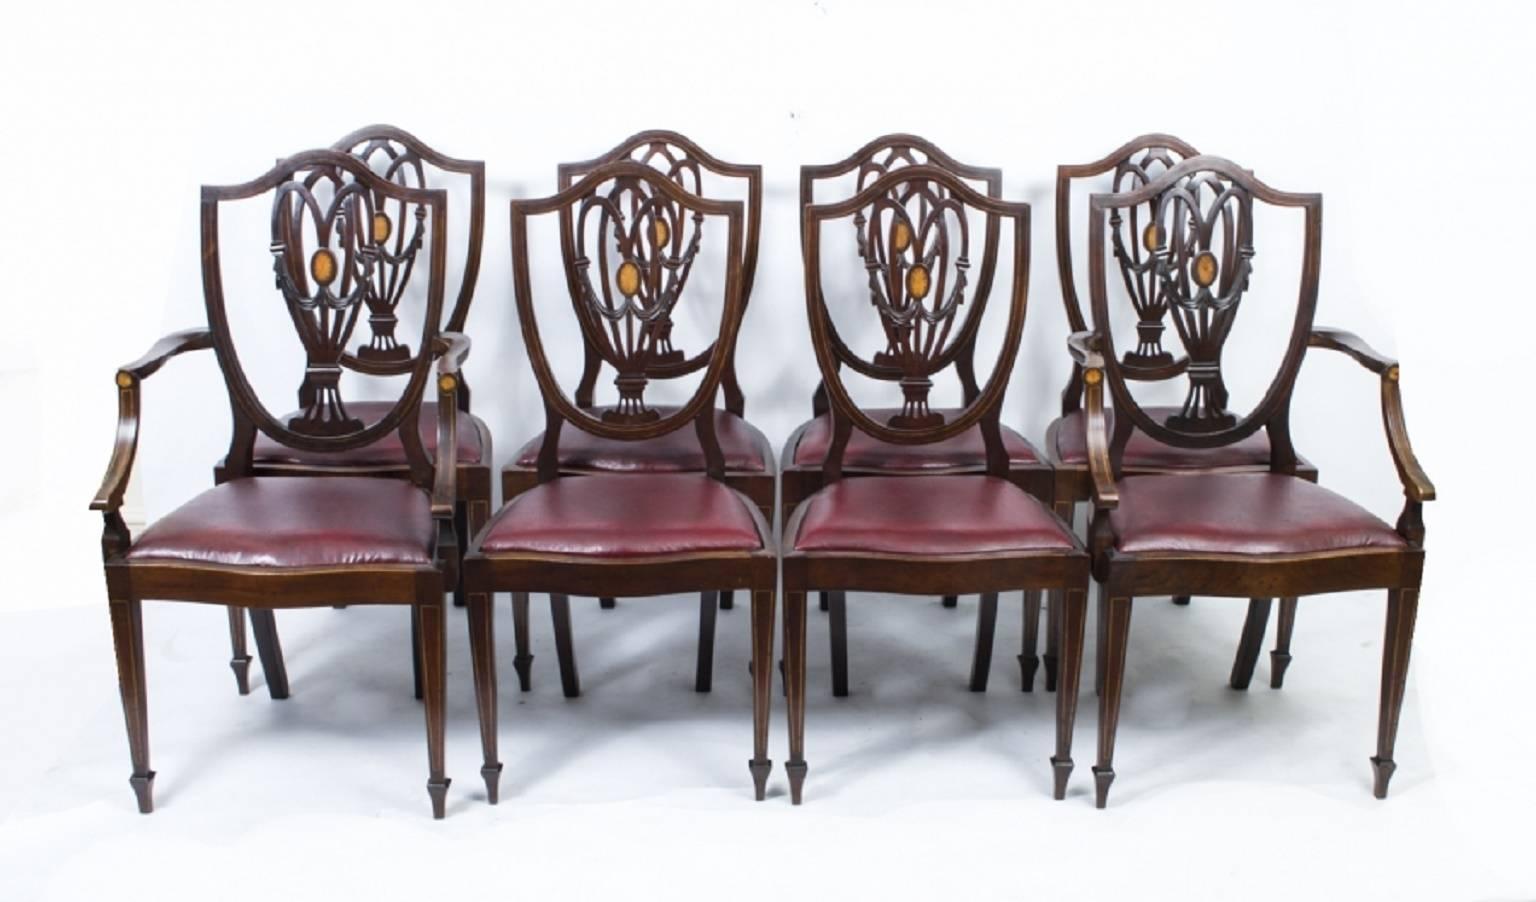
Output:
558 131 763 415
1054 134 1199 413
331 125 487 376
570 169 707 423
1087 155 1321 474
803 165 1031 481
202 149 448 483
510 160 748 484
800 136 1003 416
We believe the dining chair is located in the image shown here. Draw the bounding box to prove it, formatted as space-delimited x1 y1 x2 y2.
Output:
215 125 488 702
1074 154 1434 807
460 159 777 804
91 149 465 817
782 135 1056 698
781 164 1091 804
501 131 772 692
1011 134 1320 693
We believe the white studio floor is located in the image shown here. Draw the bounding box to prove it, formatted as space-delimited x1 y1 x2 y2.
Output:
0 587 1517 901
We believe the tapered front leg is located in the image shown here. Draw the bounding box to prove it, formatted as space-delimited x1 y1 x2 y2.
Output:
466 592 500 804
550 594 580 698
418 599 449 818
1372 588 1419 799
969 592 999 692
696 591 720 693
748 589 776 800
1019 589 1041 692
248 609 289 700
827 591 848 697
1230 598 1273 690
1271 597 1299 688
1094 593 1133 809
227 607 251 696
1052 587 1088 800
109 597 154 813
784 590 808 804
511 592 532 692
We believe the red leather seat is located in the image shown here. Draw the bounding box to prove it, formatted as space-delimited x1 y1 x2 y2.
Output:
1108 472 1407 556
252 401 486 467
480 473 767 557
127 477 436 568
791 409 1040 470
513 408 771 473
1051 406 1271 470
792 475 1076 556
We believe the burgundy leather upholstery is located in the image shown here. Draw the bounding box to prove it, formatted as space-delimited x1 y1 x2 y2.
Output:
513 408 770 473
479 474 766 557
792 475 1076 555
252 402 486 467
791 409 1040 470
1052 406 1271 470
1108 473 1407 556
127 477 436 567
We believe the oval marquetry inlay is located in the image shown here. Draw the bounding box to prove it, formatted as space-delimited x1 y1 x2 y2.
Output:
652 218 669 247
1193 251 1218 287
1084 368 1102 385
906 263 931 300
311 248 338 286
372 212 392 244
616 260 641 297
893 221 912 252
115 371 134 388
1142 223 1164 252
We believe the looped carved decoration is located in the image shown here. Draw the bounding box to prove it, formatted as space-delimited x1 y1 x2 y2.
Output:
855 180 972 428
343 138 430 363
572 172 705 423
1105 144 1193 376
270 174 382 436
1146 170 1255 433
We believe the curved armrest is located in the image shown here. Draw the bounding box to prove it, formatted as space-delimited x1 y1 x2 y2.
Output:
1309 327 1435 503
90 329 213 513
120 328 213 380
1067 331 1118 509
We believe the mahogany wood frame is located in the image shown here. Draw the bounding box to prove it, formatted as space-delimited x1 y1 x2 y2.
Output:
214 125 489 702
1076 155 1434 807
92 150 463 818
463 161 779 804
782 164 1090 805
1027 134 1318 696
498 131 772 692
784 135 1056 696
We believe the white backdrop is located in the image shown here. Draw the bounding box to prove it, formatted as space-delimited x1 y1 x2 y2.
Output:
1 1 1532 899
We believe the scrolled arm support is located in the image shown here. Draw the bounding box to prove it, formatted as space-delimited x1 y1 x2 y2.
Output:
430 332 470 519
90 329 213 515
1069 331 1119 509
1308 327 1435 505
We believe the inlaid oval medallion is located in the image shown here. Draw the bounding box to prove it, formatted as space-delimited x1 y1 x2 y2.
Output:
893 221 912 253
311 248 338 286
652 217 669 248
616 260 641 297
1142 223 1164 252
372 212 392 244
906 263 931 299
1193 251 1218 287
